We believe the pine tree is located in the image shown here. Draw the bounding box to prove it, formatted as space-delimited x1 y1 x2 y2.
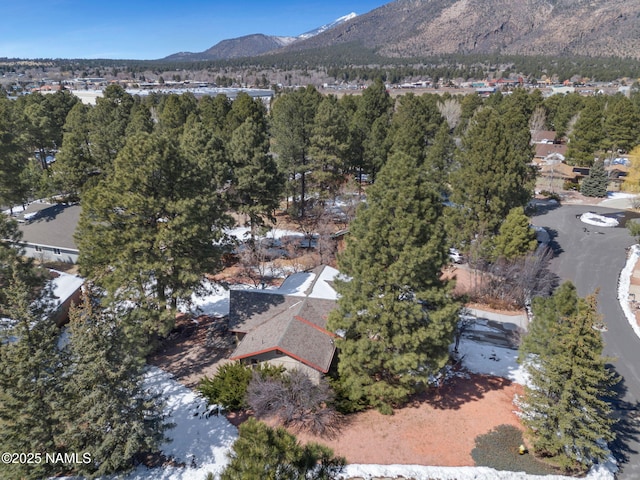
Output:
519 283 618 473
221 418 344 480
347 79 393 184
388 93 442 164
544 92 584 138
59 290 168 478
0 96 30 209
424 122 456 195
53 102 94 196
328 151 460 413
448 107 535 250
124 101 154 136
602 95 640 153
198 94 232 138
567 97 604 167
229 117 283 235
88 84 134 175
493 206 538 260
271 86 322 218
0 216 65 480
580 159 609 197
309 95 350 201
76 131 233 340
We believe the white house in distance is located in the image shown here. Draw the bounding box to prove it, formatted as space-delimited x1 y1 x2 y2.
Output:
13 202 80 264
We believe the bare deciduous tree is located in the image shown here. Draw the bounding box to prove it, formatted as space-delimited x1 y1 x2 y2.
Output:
438 98 462 130
247 369 342 438
470 247 558 309
529 105 547 137
236 240 272 289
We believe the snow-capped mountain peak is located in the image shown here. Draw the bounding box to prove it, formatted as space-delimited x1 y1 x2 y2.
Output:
297 12 357 40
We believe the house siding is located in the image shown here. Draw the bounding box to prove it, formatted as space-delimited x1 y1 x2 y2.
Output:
19 242 79 264
240 351 322 383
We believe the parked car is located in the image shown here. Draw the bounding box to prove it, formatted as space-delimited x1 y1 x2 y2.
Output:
449 248 464 264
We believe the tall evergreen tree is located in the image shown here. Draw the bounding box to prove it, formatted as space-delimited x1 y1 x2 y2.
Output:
567 97 605 166
14 92 57 170
328 151 460 413
424 122 456 195
388 93 442 164
59 291 168 478
309 95 350 201
124 101 154 136
53 102 94 196
88 85 134 175
0 216 65 480
519 283 617 473
76 132 233 339
270 86 322 217
198 94 232 138
580 159 609 197
157 92 197 135
229 117 283 235
602 95 640 154
543 92 584 138
225 91 267 138
0 97 30 208
448 107 535 251
347 79 393 184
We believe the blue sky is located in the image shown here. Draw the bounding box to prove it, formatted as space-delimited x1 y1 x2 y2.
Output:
1 0 389 60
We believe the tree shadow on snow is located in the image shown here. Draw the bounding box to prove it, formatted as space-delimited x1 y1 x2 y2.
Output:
606 365 640 473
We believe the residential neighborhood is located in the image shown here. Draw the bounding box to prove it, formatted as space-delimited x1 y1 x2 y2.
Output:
2 1 640 478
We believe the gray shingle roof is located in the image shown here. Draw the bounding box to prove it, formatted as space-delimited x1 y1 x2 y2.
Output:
17 203 80 250
228 266 338 373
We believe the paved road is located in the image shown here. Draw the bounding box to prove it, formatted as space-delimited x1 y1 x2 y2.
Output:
531 203 640 479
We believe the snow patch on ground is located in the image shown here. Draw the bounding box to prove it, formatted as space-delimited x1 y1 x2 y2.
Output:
456 340 530 386
607 192 637 199
340 463 614 480
96 367 238 480
618 244 640 339
580 212 619 227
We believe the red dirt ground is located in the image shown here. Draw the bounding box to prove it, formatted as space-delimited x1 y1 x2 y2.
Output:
293 374 524 466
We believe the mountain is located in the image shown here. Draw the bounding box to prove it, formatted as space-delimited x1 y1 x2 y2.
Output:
281 0 640 60
297 13 357 40
162 13 357 61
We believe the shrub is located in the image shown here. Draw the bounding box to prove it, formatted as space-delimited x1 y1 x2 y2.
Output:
538 190 562 202
198 362 253 411
247 369 342 438
471 424 560 475
220 418 345 480
198 362 285 411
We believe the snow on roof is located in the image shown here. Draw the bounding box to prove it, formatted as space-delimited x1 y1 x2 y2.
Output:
309 265 339 300
50 270 84 305
278 271 316 295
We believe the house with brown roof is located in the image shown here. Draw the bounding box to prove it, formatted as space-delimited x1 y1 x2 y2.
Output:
228 265 339 382
531 130 558 144
534 143 568 163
